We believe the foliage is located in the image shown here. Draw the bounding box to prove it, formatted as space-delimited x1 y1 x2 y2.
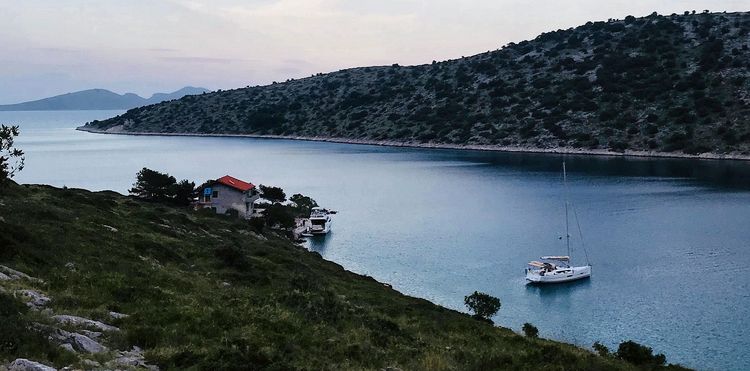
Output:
259 184 286 202
0 125 25 184
290 193 319 215
522 322 539 338
262 202 295 228
0 183 647 370
593 341 611 357
85 12 750 157
129 167 194 205
616 340 667 368
464 291 501 323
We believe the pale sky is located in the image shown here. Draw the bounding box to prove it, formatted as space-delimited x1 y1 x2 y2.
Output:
0 0 747 103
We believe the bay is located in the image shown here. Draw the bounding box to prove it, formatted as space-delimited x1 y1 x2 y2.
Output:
6 110 750 370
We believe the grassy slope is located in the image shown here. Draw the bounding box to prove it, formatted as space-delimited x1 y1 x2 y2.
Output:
0 183 641 370
84 11 750 156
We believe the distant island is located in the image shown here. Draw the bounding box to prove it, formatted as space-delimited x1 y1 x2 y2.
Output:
81 11 750 159
1 87 209 111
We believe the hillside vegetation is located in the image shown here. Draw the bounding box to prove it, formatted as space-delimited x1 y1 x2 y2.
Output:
0 182 673 370
83 11 750 157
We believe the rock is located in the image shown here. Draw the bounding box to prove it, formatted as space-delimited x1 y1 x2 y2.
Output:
108 311 129 320
101 224 118 232
0 265 41 282
8 359 56 371
51 329 107 354
51 315 119 332
17 290 52 309
80 330 102 339
64 262 75 271
221 281 231 287
59 343 76 353
0 272 11 281
110 346 159 371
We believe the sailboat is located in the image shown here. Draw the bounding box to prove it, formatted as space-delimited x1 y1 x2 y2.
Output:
525 161 592 284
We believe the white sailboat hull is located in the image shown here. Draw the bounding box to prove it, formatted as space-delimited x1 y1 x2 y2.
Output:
526 265 591 284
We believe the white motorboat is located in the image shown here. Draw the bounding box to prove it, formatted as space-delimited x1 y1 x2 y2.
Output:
308 207 333 235
526 162 591 284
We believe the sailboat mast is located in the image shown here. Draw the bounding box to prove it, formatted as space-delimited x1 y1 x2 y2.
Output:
563 161 570 260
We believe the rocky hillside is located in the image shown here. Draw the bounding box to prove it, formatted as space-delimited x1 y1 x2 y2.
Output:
0 182 676 370
82 11 750 154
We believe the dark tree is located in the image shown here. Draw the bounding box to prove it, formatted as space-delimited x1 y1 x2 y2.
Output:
464 291 501 323
262 203 295 229
173 179 196 206
0 125 25 185
616 340 666 367
290 193 318 216
593 342 611 357
260 185 286 202
522 323 539 338
130 168 177 202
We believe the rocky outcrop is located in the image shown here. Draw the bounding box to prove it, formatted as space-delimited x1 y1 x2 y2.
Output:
0 265 41 283
7 359 56 371
108 347 159 371
16 290 51 310
51 315 119 332
50 329 107 354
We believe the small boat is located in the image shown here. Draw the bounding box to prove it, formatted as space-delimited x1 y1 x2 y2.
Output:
526 162 591 284
308 207 333 235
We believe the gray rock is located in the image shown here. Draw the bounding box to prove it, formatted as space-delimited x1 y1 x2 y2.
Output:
51 315 119 332
16 290 52 309
80 330 102 339
0 272 11 281
0 265 41 282
108 311 129 320
51 329 107 354
8 359 56 371
110 347 159 371
59 343 75 353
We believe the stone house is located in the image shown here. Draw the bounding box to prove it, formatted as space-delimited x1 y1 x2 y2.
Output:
196 175 260 218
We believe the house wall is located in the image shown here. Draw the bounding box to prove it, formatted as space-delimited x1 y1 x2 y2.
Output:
209 184 250 217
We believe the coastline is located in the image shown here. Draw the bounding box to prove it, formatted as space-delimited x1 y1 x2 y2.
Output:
76 126 750 162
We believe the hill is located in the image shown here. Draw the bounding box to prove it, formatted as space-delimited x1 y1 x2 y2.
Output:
81 11 750 158
0 182 684 370
0 87 209 111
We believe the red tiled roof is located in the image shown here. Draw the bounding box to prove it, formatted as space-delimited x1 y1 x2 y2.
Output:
216 175 255 192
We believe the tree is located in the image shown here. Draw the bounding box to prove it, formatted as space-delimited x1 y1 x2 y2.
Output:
130 168 177 202
464 291 501 323
616 340 666 367
290 193 318 216
522 323 538 338
260 185 286 202
173 179 196 206
593 342 610 357
0 125 25 185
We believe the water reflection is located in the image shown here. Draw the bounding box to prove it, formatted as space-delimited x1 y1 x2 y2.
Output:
524 278 593 301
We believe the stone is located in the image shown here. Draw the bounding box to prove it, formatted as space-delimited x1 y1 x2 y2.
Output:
108 311 129 320
0 272 11 281
64 262 75 271
0 265 41 282
59 343 76 353
51 329 107 354
101 224 118 232
8 359 56 371
110 347 159 371
80 330 102 339
17 290 52 309
51 315 119 332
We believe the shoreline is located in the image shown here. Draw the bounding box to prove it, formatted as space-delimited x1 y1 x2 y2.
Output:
76 126 750 162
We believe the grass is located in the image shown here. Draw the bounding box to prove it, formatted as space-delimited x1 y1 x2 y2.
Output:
0 182 665 370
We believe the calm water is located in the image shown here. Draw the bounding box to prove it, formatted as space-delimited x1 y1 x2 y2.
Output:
7 110 750 370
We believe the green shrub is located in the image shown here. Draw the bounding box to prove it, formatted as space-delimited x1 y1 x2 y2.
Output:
522 323 539 338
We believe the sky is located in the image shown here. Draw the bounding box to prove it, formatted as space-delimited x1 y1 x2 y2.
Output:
0 0 747 103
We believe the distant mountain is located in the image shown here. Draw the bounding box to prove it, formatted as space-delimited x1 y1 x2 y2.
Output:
0 87 209 111
83 11 750 158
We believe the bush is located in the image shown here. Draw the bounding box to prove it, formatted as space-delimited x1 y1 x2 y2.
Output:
0 125 25 185
593 341 610 357
464 291 501 324
615 340 666 367
522 323 539 338
260 185 286 202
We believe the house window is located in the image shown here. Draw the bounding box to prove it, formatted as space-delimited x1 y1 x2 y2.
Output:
212 191 219 198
